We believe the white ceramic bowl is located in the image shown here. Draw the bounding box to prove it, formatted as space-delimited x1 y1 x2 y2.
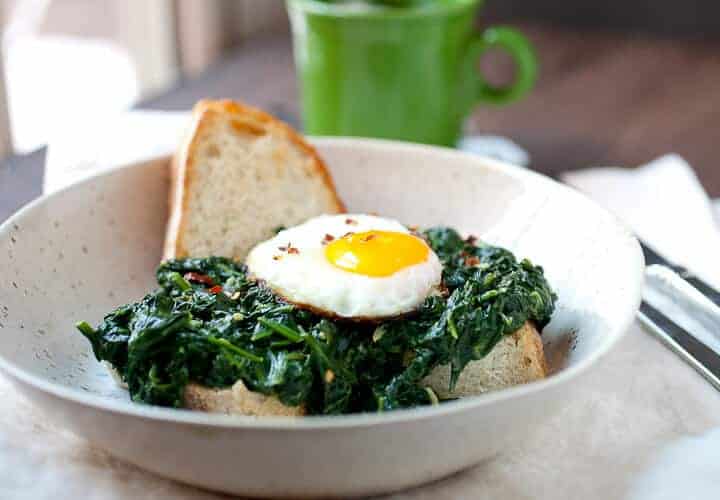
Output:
0 138 643 497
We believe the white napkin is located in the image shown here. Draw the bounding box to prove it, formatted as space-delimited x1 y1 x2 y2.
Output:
562 155 720 500
624 428 720 500
563 155 720 290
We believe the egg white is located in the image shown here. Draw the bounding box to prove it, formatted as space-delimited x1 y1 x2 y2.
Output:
245 214 442 319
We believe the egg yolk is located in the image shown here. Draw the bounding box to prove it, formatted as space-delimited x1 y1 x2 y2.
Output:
324 230 429 277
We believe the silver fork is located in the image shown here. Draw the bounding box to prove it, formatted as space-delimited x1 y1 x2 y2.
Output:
637 242 720 390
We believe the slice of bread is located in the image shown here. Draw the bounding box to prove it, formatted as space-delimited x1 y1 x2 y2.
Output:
423 321 547 398
164 99 345 262
184 380 305 417
179 321 544 418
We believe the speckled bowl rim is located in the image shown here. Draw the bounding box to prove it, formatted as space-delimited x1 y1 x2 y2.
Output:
0 137 644 430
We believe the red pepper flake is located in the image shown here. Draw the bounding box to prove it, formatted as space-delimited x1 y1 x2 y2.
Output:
278 242 299 253
345 218 357 225
208 285 223 294
278 242 300 254
465 235 478 245
464 256 481 267
342 231 355 238
184 272 215 286
361 234 376 242
321 233 335 245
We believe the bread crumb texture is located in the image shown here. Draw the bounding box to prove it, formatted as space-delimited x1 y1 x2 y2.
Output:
184 380 305 417
423 321 547 398
167 99 344 262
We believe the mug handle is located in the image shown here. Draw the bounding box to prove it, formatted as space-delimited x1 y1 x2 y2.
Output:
469 26 538 105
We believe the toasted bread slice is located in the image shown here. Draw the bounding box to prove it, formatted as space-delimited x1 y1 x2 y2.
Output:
164 99 345 262
184 380 305 417
423 321 547 398
180 322 544 417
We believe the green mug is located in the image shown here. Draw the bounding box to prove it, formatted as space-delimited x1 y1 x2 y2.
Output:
287 0 537 146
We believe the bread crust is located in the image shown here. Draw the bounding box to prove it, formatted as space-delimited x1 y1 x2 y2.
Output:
180 322 546 417
164 99 345 261
183 380 305 417
423 321 547 398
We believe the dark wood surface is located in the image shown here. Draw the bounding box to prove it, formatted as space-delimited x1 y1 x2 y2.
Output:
487 1 720 37
3 24 720 223
468 23 720 195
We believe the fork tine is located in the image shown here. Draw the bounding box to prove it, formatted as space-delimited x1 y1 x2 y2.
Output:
639 300 720 391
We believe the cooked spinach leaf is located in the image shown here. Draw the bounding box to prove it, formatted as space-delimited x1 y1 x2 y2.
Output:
77 228 556 414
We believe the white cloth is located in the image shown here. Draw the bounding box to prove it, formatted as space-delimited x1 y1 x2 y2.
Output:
32 119 720 500
564 155 720 290
625 428 720 500
563 156 720 500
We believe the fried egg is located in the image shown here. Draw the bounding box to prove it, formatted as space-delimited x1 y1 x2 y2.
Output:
245 214 442 319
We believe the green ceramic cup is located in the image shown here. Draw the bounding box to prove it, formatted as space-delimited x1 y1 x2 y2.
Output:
287 0 537 146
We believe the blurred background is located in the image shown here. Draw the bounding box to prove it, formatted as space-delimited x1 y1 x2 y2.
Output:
0 0 719 192
0 0 287 153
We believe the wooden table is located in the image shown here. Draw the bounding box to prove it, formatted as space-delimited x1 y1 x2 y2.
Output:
2 24 720 224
